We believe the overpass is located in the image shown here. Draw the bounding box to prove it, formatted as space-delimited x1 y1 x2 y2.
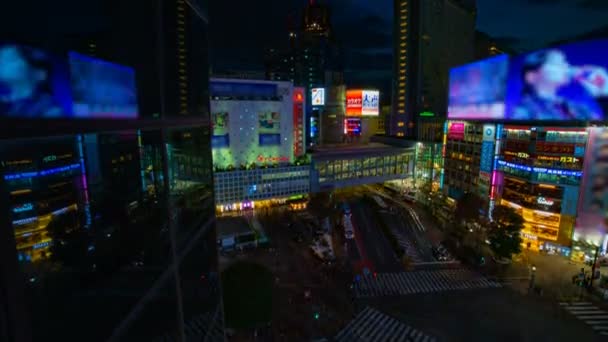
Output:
309 142 416 192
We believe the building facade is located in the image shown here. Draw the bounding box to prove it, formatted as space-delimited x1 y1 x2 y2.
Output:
390 0 475 138
495 126 588 255
441 121 486 201
0 2 223 341
210 78 310 211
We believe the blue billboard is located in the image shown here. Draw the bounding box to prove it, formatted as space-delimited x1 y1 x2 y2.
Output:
0 44 139 119
0 44 73 117
69 52 139 118
480 141 494 173
448 39 608 122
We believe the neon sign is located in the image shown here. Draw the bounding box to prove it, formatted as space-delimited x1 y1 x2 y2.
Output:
257 155 289 163
537 197 554 206
43 155 57 162
13 203 34 213
497 160 582 177
4 163 81 180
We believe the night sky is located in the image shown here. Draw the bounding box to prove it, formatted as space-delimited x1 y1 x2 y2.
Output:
210 0 608 99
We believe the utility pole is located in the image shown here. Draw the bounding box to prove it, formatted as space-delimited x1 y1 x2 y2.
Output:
590 245 600 290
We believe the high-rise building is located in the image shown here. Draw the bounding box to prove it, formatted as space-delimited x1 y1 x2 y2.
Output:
0 1 222 341
391 0 420 138
264 0 343 148
390 0 475 138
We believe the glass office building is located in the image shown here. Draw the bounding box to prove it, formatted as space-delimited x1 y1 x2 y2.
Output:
0 1 223 341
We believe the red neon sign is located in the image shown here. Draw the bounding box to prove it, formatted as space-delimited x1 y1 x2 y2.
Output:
346 90 362 116
257 155 289 163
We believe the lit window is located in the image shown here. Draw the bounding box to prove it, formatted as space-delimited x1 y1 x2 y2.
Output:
400 63 406 67
399 82 405 87
397 132 405 137
399 90 405 94
400 22 406 27
400 43 406 47
400 16 406 20
398 96 405 100
398 122 405 127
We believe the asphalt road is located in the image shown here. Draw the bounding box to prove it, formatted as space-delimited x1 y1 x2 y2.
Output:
380 209 436 262
350 200 402 273
368 288 602 342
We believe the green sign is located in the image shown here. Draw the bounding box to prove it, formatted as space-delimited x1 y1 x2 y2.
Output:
420 111 434 117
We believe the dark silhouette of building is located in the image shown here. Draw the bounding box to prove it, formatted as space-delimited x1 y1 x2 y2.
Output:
0 1 222 341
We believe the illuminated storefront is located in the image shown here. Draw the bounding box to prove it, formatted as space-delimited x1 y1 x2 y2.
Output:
214 165 310 209
2 138 84 262
496 126 587 254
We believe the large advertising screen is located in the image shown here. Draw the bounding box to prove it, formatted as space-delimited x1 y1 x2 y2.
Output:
69 52 138 118
0 44 139 119
258 112 280 133
448 55 509 120
346 89 379 116
311 88 325 106
448 39 608 122
0 44 73 117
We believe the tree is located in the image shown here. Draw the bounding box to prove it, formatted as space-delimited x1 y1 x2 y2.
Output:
487 205 524 260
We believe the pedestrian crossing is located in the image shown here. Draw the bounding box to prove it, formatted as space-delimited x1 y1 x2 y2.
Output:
560 302 608 337
353 269 501 298
335 306 436 342
153 311 225 342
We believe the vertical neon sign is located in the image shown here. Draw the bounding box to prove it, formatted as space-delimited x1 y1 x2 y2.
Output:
137 130 146 193
440 121 448 190
77 135 92 228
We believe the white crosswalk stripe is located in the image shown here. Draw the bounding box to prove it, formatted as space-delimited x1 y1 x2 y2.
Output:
560 302 608 337
335 306 437 342
354 269 501 298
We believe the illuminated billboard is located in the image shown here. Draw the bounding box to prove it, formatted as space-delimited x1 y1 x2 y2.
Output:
311 88 325 106
448 55 509 120
0 44 139 119
0 44 73 117
69 52 138 118
346 89 379 116
448 39 608 122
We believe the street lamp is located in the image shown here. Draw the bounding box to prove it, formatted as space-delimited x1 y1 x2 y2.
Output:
529 264 536 293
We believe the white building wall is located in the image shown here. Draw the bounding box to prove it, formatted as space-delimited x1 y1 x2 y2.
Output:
210 81 294 169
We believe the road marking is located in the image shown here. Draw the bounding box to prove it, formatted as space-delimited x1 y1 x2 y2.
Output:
335 306 436 342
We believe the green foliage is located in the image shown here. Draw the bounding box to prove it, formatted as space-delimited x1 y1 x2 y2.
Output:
222 262 274 330
487 205 524 259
